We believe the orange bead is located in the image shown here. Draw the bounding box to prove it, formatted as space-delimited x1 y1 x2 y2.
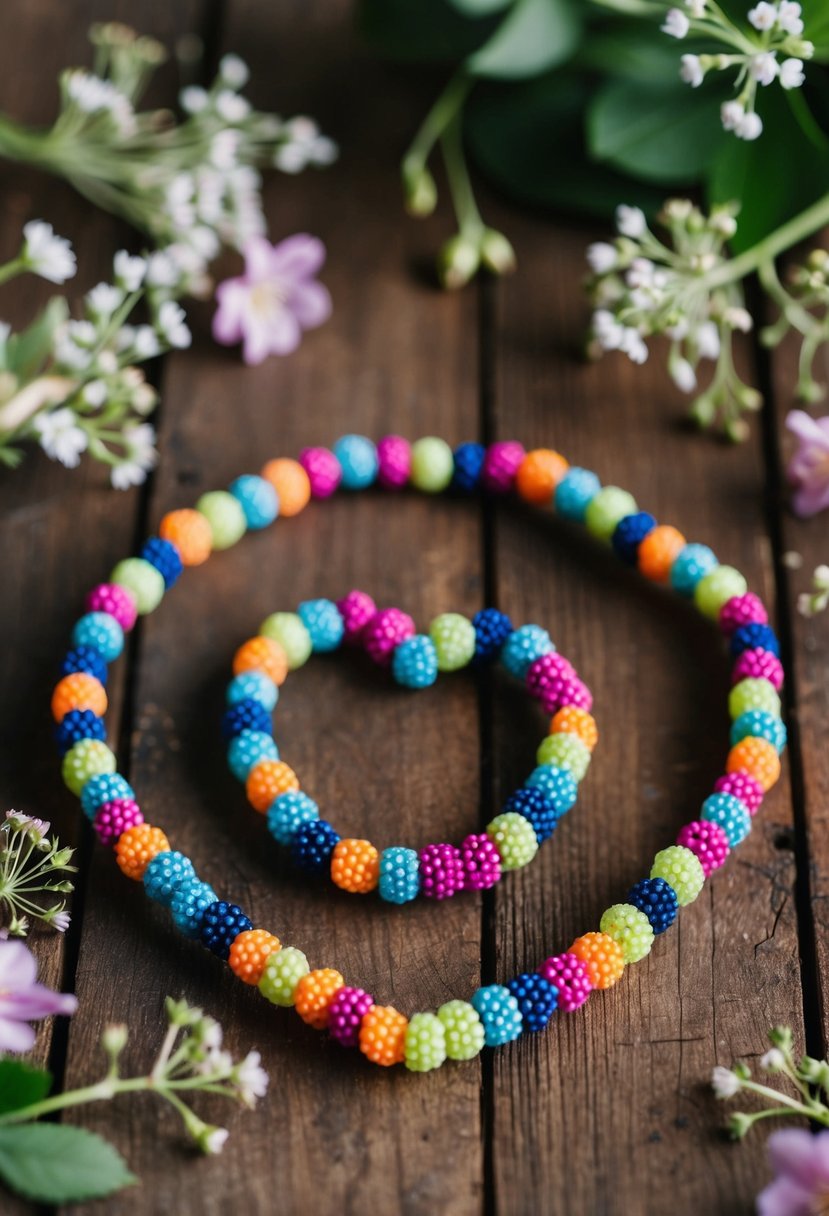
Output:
246 759 300 813
233 636 288 686
638 525 687 584
51 673 108 723
228 928 282 985
261 458 311 517
570 931 625 990
331 839 380 894
159 508 213 567
550 706 598 752
294 968 344 1028
359 1005 408 1067
727 737 781 792
115 823 170 881
516 449 570 505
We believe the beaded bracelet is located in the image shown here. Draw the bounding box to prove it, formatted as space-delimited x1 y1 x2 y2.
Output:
223 596 597 901
51 434 787 1072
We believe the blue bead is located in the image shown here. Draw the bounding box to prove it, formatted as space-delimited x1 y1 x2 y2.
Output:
332 435 378 490
379 846 421 903
140 537 183 589
227 730 279 782
507 972 558 1032
730 709 787 754
452 442 486 492
471 984 523 1046
392 635 438 688
627 877 678 934
61 645 109 686
72 612 124 662
226 670 278 712
670 543 718 596
143 850 196 906
171 878 218 939
199 900 252 959
229 474 279 529
80 772 134 819
267 791 320 844
702 792 752 847
472 608 514 662
221 698 272 740
501 624 555 679
291 819 340 872
555 468 601 521
502 786 559 843
525 765 578 814
612 512 656 565
54 709 106 757
730 623 780 659
298 599 344 652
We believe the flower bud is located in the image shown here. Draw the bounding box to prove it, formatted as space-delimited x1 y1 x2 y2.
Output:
402 166 437 218
437 233 480 291
480 228 516 276
690 396 715 427
726 417 750 443
770 1025 795 1052
102 1022 129 1058
728 1112 753 1139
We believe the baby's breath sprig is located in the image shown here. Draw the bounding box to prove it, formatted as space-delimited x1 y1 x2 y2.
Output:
712 1026 829 1138
761 248 829 404
0 811 76 937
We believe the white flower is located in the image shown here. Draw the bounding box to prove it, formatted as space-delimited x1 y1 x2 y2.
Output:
201 1127 229 1156
696 320 721 359
113 251 146 292
274 117 338 173
52 910 71 933
211 129 240 171
22 220 76 283
64 71 135 134
53 333 92 371
586 242 618 274
97 350 119 375
760 1048 786 1072
133 326 161 359
234 1050 269 1107
815 565 829 587
82 379 107 407
165 174 196 229
711 1066 741 1098
145 251 180 288
780 57 805 89
725 306 753 331
736 111 763 140
67 320 97 348
111 423 157 489
132 383 157 415
215 90 251 123
188 226 221 260
34 407 88 468
680 54 704 86
180 85 208 114
778 1 804 35
685 0 705 15
592 309 625 350
200 1018 223 1051
720 100 746 131
626 257 657 289
671 356 697 392
219 53 250 89
86 283 124 317
0 321 10 356
156 300 191 349
616 205 646 238
748 2 778 30
619 327 649 364
750 52 779 85
662 8 690 37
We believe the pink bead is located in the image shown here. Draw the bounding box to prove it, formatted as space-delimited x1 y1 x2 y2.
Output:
362 607 416 666
327 985 374 1048
94 797 144 847
526 652 574 700
419 843 465 900
539 675 593 715
85 583 138 632
731 648 784 691
336 590 377 644
677 820 730 876
376 435 411 490
538 951 593 1012
714 771 764 815
460 833 502 891
719 593 768 636
481 441 526 494
299 446 342 499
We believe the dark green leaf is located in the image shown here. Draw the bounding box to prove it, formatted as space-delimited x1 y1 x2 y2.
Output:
0 1123 136 1204
357 0 500 62
577 22 703 85
5 297 68 380
447 0 512 14
0 1061 51 1117
467 0 581 79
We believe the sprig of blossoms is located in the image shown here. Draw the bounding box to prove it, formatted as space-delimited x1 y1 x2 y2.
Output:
797 565 829 615
0 812 76 937
712 1025 829 1138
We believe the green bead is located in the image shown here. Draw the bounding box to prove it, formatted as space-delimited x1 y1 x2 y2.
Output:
437 999 485 1060
429 612 476 671
111 558 165 615
650 845 705 906
694 565 747 620
62 739 116 796
600 903 654 963
585 487 638 543
411 437 454 493
729 677 782 721
405 1011 447 1072
258 945 309 1006
536 732 591 782
260 612 313 669
196 490 247 550
486 811 539 870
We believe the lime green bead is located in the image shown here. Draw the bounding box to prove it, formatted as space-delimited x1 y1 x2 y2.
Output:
411 437 454 493
600 903 654 963
429 612 476 672
486 811 539 870
694 565 747 619
111 558 165 615
260 612 313 669
405 1011 447 1072
729 677 782 721
196 490 247 550
437 999 485 1060
585 487 638 543
258 945 309 1006
62 739 116 796
536 732 591 782
650 845 705 906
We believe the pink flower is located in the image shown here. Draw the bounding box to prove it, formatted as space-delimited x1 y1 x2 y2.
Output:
757 1128 829 1215
0 938 77 1053
786 410 829 517
212 233 331 365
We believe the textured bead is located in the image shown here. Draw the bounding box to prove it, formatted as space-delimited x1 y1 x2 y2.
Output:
732 648 784 690
481 441 525 493
555 467 601 521
52 672 107 722
460 833 502 890
585 487 638 542
376 434 411 490
229 474 279 529
171 878 218 939
536 733 591 782
359 1005 408 1066
72 612 124 662
291 820 340 872
233 636 289 685
331 838 380 893
612 511 656 565
332 434 378 489
110 558 165 614
55 708 106 757
143 850 196 906
731 709 787 754
727 737 781 792
626 876 678 934
516 448 569 504
507 972 558 1030
246 759 299 812
650 845 705 905
410 437 454 492
471 985 523 1046
228 730 279 782
62 739 116 795
501 787 558 843
378 846 421 903
261 457 311 517
61 645 109 687
720 592 769 636
196 491 247 550
328 985 375 1048
550 706 598 752
570 932 625 989
199 900 253 959
93 797 144 847
258 945 309 1006
525 764 578 814
670 543 718 597
526 652 574 700
419 843 465 899
260 612 313 668
472 608 513 661
730 622 780 658
539 675 593 716
228 928 281 985
222 698 272 740
429 612 476 671
677 819 731 875
336 590 377 644
267 790 319 845
81 771 133 819
437 1000 486 1060
695 565 748 619
299 446 342 499
538 952 593 1012
714 770 764 815
392 634 439 688
599 903 655 963
501 624 555 679
637 525 686 583
451 442 486 492
729 677 782 720
85 582 137 631
405 1012 447 1072
226 670 278 712
140 537 183 588
363 608 416 665
486 812 539 870
298 598 344 652
159 509 212 566
115 823 170 881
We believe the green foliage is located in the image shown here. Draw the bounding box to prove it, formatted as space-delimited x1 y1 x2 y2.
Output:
0 1123 136 1203
359 0 500 62
4 297 68 380
467 0 581 79
0 1061 51 1117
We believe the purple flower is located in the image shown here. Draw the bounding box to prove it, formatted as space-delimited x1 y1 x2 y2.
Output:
786 410 829 517
757 1128 829 1215
212 233 331 365
0 938 77 1053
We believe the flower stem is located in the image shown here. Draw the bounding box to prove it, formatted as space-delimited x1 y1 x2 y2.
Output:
707 192 829 290
401 70 472 184
440 113 484 240
0 1076 152 1125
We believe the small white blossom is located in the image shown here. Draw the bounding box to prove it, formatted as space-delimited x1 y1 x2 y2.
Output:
180 85 208 114
82 380 108 407
712 1066 741 1098
662 8 690 38
725 306 753 331
619 328 649 363
778 1 804 35
274 117 338 173
219 53 250 89
52 910 71 932
748 2 778 30
685 0 706 15
188 226 221 260
750 52 779 86
697 321 721 359
721 100 745 131
680 54 704 86
156 300 191 349
234 1050 269 1107
86 282 124 317
133 325 161 359
34 408 88 468
616 205 646 238
111 423 157 489
627 257 657 289
145 251 180 289
671 356 697 392
113 251 146 292
760 1049 786 1072
22 220 76 283
215 90 251 124
211 129 240 171
201 1127 229 1156
97 350 119 375
736 111 763 140
780 57 805 89
587 242 618 274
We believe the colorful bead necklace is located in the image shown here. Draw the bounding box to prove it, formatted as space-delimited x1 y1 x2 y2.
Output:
51 434 786 1072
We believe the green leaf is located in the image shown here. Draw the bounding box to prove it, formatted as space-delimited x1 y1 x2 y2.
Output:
577 22 703 86
467 0 581 79
0 1124 136 1204
357 0 500 62
0 1061 51 1117
5 297 68 380
447 0 512 13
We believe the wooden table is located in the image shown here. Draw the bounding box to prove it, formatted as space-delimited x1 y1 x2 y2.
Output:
1 2 827 1213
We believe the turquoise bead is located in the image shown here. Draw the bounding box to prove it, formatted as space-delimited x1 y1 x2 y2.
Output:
501 624 554 679
72 612 124 662
267 791 319 844
670 544 718 597
730 709 787 754
229 474 279 529
392 635 438 688
701 793 752 846
555 468 601 521
171 878 218 939
298 599 344 652
379 846 420 903
226 670 279 712
228 729 278 782
470 984 523 1046
332 435 378 489
143 850 196 906
525 764 578 813
80 771 133 819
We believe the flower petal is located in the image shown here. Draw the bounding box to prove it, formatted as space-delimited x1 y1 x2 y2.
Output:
0 1015 35 1054
212 280 250 345
2 985 78 1021
786 409 829 450
268 233 326 281
288 280 332 330
757 1173 821 1216
0 939 37 990
767 1128 829 1188
264 307 302 357
243 236 278 283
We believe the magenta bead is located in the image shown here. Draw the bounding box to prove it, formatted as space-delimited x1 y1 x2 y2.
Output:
419 843 465 900
538 952 593 1012
731 648 784 691
677 820 730 875
460 833 502 891
540 675 593 715
481 441 526 494
362 607 416 666
376 435 412 490
94 797 144 847
85 583 138 632
526 652 574 700
714 771 764 815
336 590 377 644
299 446 342 499
327 985 375 1048
719 593 768 636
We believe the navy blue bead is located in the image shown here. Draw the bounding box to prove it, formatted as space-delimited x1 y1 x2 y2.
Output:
199 900 253 959
140 537 184 589
472 608 514 662
507 972 558 1032
54 709 106 757
61 645 108 686
730 622 780 659
291 819 340 872
452 442 486 492
502 786 559 843
221 697 272 740
612 512 656 565
627 877 678 934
